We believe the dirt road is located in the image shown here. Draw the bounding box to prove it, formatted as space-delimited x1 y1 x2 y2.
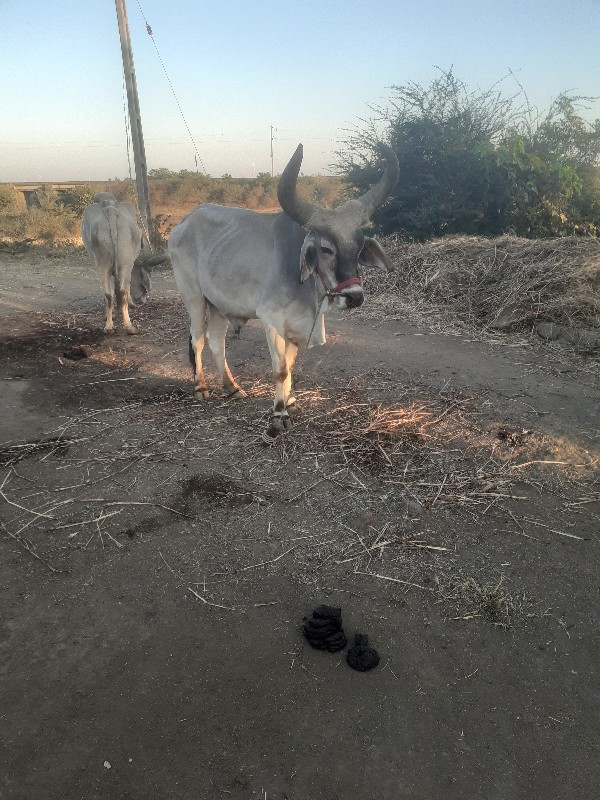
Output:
1 252 599 799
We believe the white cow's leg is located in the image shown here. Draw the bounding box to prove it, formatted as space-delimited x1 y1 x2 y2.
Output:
207 307 246 398
117 275 137 335
188 293 209 400
263 324 296 442
283 340 299 414
99 264 115 334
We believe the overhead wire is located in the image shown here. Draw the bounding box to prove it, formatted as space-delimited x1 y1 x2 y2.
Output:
134 0 206 173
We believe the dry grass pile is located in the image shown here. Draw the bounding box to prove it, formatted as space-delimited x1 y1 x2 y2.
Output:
272 379 530 512
363 235 600 335
435 575 533 627
302 397 434 472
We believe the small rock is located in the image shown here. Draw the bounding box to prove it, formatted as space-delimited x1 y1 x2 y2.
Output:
558 326 600 349
489 302 527 330
535 322 561 341
405 499 424 517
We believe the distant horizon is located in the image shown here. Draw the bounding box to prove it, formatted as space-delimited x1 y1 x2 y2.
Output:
4 172 341 186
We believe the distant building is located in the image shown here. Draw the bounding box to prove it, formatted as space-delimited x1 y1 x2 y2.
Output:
11 183 86 208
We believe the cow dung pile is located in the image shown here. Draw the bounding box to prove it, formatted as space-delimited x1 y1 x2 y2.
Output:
346 634 380 672
302 605 347 652
63 346 88 361
302 607 381 671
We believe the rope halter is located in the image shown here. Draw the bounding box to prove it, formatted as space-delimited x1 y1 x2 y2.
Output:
315 266 363 297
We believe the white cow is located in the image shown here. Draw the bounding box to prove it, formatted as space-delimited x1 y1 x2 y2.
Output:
81 193 164 334
169 144 399 442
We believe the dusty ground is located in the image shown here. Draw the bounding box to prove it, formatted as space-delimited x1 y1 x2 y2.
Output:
1 250 599 800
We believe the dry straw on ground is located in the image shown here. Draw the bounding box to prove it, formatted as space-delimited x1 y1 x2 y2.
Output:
362 235 600 339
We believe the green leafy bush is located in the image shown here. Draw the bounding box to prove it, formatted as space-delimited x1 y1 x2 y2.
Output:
338 69 600 239
60 184 95 215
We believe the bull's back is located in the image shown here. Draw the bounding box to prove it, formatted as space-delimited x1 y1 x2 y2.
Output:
82 206 114 263
82 203 140 269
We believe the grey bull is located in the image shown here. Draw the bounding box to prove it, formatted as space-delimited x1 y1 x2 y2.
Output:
169 143 399 442
81 193 166 334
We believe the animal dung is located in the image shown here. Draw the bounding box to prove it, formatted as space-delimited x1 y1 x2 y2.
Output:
346 634 380 672
62 347 88 361
303 605 348 652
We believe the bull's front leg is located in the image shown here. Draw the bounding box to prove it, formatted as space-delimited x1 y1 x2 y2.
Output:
283 340 298 414
263 325 297 444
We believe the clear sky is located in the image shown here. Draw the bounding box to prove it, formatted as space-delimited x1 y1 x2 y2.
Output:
1 0 599 181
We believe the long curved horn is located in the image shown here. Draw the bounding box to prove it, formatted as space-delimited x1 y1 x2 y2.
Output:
355 144 399 219
277 144 320 226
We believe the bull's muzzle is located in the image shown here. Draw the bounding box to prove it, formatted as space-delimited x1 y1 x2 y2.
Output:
335 288 364 309
345 291 364 309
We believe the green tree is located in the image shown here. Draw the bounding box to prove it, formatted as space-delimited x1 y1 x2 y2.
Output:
148 168 178 179
34 184 61 211
60 184 95 215
339 70 600 239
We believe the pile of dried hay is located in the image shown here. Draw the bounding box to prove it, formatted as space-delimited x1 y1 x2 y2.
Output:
363 235 600 339
303 400 435 472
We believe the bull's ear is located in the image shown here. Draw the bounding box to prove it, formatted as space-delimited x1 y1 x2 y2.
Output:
359 237 393 271
300 233 320 282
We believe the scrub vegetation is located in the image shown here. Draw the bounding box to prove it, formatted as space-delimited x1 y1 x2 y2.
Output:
339 69 600 240
0 174 345 247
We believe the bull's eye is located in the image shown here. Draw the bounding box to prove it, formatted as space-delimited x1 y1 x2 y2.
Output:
321 246 334 255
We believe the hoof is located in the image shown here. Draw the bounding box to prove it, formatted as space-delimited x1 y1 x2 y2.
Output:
286 400 301 416
226 387 247 400
125 326 138 335
262 414 288 445
262 429 279 446
194 387 210 400
103 326 115 335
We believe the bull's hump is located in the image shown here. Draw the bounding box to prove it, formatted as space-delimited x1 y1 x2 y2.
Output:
196 204 278 224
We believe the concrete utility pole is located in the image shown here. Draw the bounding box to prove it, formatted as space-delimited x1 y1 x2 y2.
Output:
115 0 154 248
270 125 276 177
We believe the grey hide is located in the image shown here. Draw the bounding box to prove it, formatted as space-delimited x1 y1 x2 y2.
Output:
81 192 149 334
168 143 399 442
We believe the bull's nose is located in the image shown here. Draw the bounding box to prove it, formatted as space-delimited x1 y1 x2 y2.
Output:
345 292 364 309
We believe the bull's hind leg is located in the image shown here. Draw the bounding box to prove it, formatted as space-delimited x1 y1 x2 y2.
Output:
206 306 246 399
99 263 115 334
116 274 137 335
187 294 209 400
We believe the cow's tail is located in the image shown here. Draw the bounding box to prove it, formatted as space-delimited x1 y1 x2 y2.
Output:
188 333 196 373
104 204 119 279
